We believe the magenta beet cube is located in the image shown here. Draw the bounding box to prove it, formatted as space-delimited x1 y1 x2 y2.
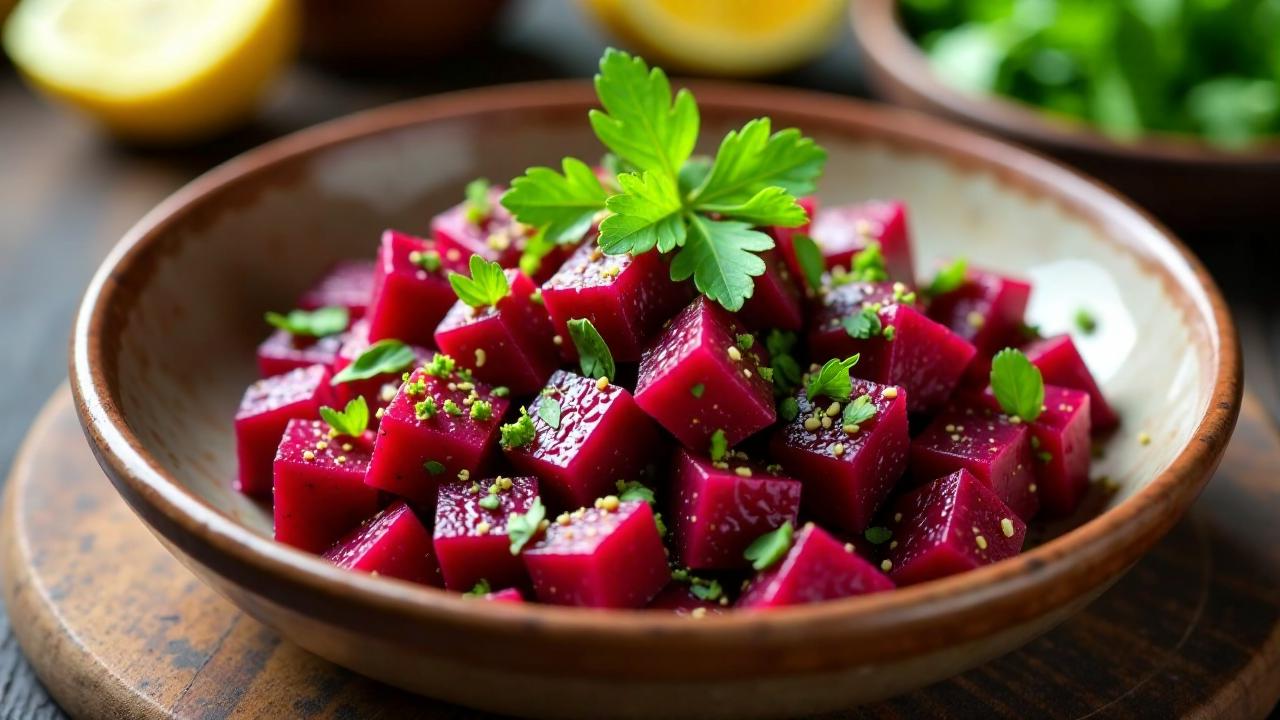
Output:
364 364 510 505
647 583 726 615
323 500 442 586
926 265 1031 358
273 419 380 553
331 320 433 410
484 587 525 603
433 476 539 592
738 524 894 609
365 229 458 347
297 260 376 320
670 449 801 570
505 370 666 511
434 270 560 396
256 329 346 378
635 298 776 451
769 195 818 288
541 242 694 362
1024 334 1119 431
523 500 669 608
910 404 1039 520
740 249 805 331
234 364 335 497
811 200 915 284
887 469 1027 586
768 381 909 533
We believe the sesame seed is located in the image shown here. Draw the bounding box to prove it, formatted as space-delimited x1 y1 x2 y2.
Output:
557 513 571 526
880 559 893 572
803 417 821 431
342 443 353 452
966 311 985 328
596 376 610 391
1029 483 1038 492
735 466 752 477
499 477 513 490
889 540 898 549
690 607 708 619
1138 432 1151 446
825 402 841 417
596 495 620 512
893 513 902 522
302 451 316 462
844 543 855 553
476 521 491 535
976 535 988 550
832 443 845 457
727 346 743 362
552 335 563 346
475 348 487 368
821 416 833 429
1001 518 1015 537
883 387 898 399
843 424 860 434
743 369 752 378
950 433 962 442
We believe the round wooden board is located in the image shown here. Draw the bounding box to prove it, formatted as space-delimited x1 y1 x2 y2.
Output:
4 386 1280 720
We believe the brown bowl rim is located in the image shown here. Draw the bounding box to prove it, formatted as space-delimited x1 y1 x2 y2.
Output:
70 79 1241 666
851 0 1280 166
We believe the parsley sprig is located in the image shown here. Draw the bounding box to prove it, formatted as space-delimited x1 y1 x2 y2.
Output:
990 348 1045 422
331 339 415 385
319 397 369 438
449 254 511 309
805 355 861 402
744 522 794 571
265 306 348 338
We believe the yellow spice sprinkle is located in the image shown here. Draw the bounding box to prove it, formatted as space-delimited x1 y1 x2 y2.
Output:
335 456 347 465
950 433 962 442
597 495 621 512
883 387 898 399
727 346 743 362
596 376 610 391
821 416 833 429
690 607 708 619
552 335 563 346
889 540 898 549
476 521 491 535
342 443 353 452
316 441 328 451
843 424 860 434
1138 432 1152 446
475 348 487 368
1029 483 1038 493
1001 518 1015 538
735 466 752 478
975 535 988 550
880 559 893 572
967 311 985 328
825 402 841 417
803 417 821 432
557 513 571 526
844 542 855 553
499 477 513 490
302 451 316 462
893 512 902 522
832 443 845 457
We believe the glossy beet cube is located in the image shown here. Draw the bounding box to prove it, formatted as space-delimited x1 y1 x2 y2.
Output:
541 242 694 362
740 249 805 331
434 270 560 396
887 469 1027 586
523 500 669 608
234 364 335 497
1025 334 1119 431
738 524 894 609
433 476 539 591
670 449 801 570
647 583 727 615
635 298 776 451
323 500 442 586
297 260 376 319
811 200 915 284
505 370 666 511
257 329 345 378
926 265 1031 358
431 185 574 281
365 229 458 347
769 195 818 289
331 320 433 410
910 404 1039 520
364 364 510 505
809 282 977 415
273 419 381 553
768 381 909 533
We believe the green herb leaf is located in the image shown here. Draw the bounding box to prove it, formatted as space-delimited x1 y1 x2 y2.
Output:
848 242 888 282
690 383 705 398
779 396 799 422
319 396 369 438
670 215 773 312
698 186 808 227
842 394 877 427
864 526 892 545
736 333 755 350
479 494 501 511
466 579 492 597
744 522 794 571
766 330 802 395
689 578 723 602
265 306 348 338
464 177 491 224
424 460 446 475
792 233 825 291
598 171 686 254
588 48 699 183
566 318 616 380
538 396 562 430
508 496 547 555
1074 308 1098 335
500 408 537 449
806 355 861 401
692 117 826 209
331 339 416 385
470 400 493 421
927 258 968 296
709 429 728 462
616 479 655 504
409 249 442 273
501 157 607 244
448 254 511 309
517 227 555 277
990 348 1045 422
842 307 883 340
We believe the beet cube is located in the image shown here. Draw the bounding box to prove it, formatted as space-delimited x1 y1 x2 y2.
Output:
434 270 560 396
433 476 540 592
331 320 433 411
768 381 909 533
523 500 669 608
647 583 727 615
737 524 894 609
769 195 818 288
635 298 776 451
504 370 666 511
297 260 376 320
1024 334 1119 431
257 329 346 378
324 500 442 586
364 363 510 505
431 184 573 281
670 449 801 570
811 200 915 284
273 419 380 553
484 588 525 603
887 469 1027 586
365 229 458 347
541 242 694 362
910 404 1039 520
809 281 976 415
234 364 335 497
926 265 1031 358
739 249 805 331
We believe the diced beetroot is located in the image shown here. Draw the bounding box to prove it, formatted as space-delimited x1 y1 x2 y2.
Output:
431 185 575 282
433 476 539 592
331 320 433 410
768 381 909 533
257 329 346 378
364 363 509 505
297 260 376 320
505 370 666 511
810 201 915 284
1024 334 1119 431
647 583 726 615
234 364 335 497
541 242 694 362
770 195 818 288
738 524 894 609
887 469 1027 586
670 449 801 570
434 271 560 396
926 266 1031 358
523 500 669 608
739 249 805 331
809 282 977 415
910 404 1040 520
365 229 458 347
323 500 442 586
484 587 525 603
272 419 381 553
635 298 776 451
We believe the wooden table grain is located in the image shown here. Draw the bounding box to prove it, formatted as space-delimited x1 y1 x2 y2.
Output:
0 2 1275 717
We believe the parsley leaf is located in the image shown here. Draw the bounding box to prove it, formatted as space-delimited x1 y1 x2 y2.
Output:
689 578 723 602
616 479 655 504
779 396 800 422
806 355 861 401
927 258 968 296
709 429 728 462
538 396 562 430
265 306 348 338
507 497 546 555
500 408 537 449
589 48 699 183
691 117 826 208
842 394 877 426
697 185 808 227
566 318 616 380
518 227 554 277
842 307 883 339
990 348 1045 422
1074 308 1098 335
744 522 794 571
864 526 892 545
791 233 825 292
670 215 773 312
424 460 446 475
599 171 686 254
464 178 491 224
465 579 492 597
690 383 706 398
848 242 889 282
319 396 369 438
449 254 511 309
766 330 802 395
331 339 415 385
500 158 608 244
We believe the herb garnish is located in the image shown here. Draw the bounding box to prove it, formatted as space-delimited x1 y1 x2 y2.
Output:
464 178 492 224
765 329 802 396
791 233 825 291
709 429 728 462
744 522 794 571
448 254 511 309
927 258 968 297
864 526 893 545
616 479 655 504
842 306 883 339
424 460 446 475
566 318 616 380
1074 308 1098 335
847 242 888 282
265 306 348 338
508 497 546 555
842 394 877 426
319 396 369 438
690 383 706 398
331 339 415 385
805 355 861 401
990 348 1045 422
538 396 562 430
500 408 537 449
465 579 492 597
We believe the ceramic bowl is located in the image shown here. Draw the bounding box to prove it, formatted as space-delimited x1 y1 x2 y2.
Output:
850 0 1280 232
70 81 1241 719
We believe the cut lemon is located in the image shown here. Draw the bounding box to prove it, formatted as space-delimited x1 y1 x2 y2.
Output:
581 0 847 77
3 0 298 143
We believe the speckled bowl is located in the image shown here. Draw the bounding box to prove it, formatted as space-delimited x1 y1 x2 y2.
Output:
71 81 1240 719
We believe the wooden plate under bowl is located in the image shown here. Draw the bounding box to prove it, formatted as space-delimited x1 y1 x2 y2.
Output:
69 80 1241 719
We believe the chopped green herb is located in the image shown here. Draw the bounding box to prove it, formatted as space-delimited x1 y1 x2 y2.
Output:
491 386 510 398
464 178 491 224
479 494 501 511
864 526 893 545
448 254 511 309
1074 308 1098 335
882 325 896 341
566 318 616 380
465 579 492 597
500 408 537 449
848 242 888 282
1037 450 1054 464
791 233 825 291
927 258 968 296
842 394 877 426
414 398 437 421
424 460 446 475
423 353 457 378
805 355 861 401
538 396 562 430
654 512 667 537
690 383 706 398
689 578 724 602
331 339 415 385
470 400 493 421
990 348 1045 422
744 522 794 571
736 333 755 351
758 366 774 383
709 429 728 462
507 497 546 555
778 396 800 422
842 306 883 340
265 306 348 338
319 396 369 437
1020 322 1043 340
766 329 802 395
616 479 655 504
443 399 464 416
409 249 442 273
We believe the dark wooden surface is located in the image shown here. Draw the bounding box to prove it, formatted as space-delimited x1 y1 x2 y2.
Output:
0 1 1276 717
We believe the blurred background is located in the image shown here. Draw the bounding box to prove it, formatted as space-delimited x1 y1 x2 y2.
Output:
0 0 1276 715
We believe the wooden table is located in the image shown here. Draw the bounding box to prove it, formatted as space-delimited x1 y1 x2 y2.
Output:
0 2 1276 717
